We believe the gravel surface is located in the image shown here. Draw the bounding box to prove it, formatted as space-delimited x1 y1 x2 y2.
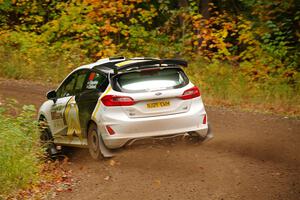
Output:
1 79 299 200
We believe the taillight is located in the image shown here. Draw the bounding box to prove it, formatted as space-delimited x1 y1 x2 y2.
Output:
101 95 135 106
180 86 201 100
203 114 207 124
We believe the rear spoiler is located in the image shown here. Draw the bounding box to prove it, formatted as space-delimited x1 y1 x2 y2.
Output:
94 57 188 74
115 59 187 74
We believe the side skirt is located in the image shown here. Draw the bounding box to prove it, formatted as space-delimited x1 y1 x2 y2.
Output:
54 137 88 148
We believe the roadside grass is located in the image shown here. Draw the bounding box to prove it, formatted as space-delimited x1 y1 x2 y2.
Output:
0 104 42 196
0 102 73 199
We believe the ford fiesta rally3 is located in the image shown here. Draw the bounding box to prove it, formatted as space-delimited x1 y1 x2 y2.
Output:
38 57 212 159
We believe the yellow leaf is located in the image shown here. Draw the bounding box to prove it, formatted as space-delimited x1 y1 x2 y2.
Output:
222 30 228 38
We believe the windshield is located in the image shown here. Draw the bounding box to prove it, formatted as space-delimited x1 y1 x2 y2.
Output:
112 68 189 93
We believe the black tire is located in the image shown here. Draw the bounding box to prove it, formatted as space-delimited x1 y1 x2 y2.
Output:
38 117 57 156
87 123 103 160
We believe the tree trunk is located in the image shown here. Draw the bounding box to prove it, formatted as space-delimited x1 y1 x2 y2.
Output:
201 0 210 19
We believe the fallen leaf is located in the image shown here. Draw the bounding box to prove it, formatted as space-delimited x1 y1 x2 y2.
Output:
109 160 116 166
153 179 161 187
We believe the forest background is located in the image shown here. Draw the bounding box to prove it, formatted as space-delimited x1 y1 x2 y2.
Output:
0 0 299 114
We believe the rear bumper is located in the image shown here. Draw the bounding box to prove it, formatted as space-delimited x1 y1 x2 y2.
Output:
102 125 208 149
97 100 208 149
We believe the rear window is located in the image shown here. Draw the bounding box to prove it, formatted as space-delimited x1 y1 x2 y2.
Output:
112 68 189 93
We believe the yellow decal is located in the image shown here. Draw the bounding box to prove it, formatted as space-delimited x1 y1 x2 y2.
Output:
64 96 82 140
115 60 146 67
92 86 112 120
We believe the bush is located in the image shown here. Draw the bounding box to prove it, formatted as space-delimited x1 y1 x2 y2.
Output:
0 31 91 83
186 59 300 115
0 104 42 196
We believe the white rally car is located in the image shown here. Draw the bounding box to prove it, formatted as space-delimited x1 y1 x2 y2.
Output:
38 57 212 159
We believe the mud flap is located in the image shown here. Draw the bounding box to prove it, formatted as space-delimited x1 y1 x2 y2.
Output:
99 135 115 158
204 124 214 141
189 123 214 142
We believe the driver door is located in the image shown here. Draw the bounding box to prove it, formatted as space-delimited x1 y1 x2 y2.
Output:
51 70 88 144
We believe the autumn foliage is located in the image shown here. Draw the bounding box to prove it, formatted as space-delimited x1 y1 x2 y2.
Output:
0 0 299 113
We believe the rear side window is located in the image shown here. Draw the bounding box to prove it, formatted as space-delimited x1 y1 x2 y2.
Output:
112 68 189 93
85 72 107 91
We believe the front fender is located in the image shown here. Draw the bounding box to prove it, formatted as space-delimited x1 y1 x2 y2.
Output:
38 100 55 132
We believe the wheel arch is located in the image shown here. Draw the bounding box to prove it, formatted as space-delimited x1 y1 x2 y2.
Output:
87 119 97 133
85 119 98 138
86 119 114 158
37 111 52 129
38 113 54 140
38 113 46 120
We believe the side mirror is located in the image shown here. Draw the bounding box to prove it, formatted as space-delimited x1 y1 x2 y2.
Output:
46 90 57 103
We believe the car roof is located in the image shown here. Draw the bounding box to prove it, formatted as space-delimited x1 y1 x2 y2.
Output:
73 57 187 75
75 57 126 73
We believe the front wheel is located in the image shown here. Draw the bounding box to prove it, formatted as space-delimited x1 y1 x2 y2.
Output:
38 117 58 156
87 123 103 160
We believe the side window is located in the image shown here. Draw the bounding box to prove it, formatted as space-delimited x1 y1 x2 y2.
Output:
56 70 88 98
85 72 107 90
74 70 88 94
57 74 77 98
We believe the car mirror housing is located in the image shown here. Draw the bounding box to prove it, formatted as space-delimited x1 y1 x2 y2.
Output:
46 90 57 102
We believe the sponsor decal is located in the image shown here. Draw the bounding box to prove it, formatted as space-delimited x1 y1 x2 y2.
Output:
88 72 96 80
86 80 98 89
115 60 145 67
64 96 82 140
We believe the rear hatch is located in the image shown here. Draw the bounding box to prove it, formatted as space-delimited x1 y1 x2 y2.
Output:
110 67 198 118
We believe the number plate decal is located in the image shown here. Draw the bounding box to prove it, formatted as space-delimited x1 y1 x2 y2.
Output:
147 101 170 108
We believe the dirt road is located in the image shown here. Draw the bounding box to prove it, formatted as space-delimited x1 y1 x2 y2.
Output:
0 79 299 200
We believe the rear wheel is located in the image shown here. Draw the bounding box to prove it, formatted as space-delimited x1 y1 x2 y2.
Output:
87 123 103 160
